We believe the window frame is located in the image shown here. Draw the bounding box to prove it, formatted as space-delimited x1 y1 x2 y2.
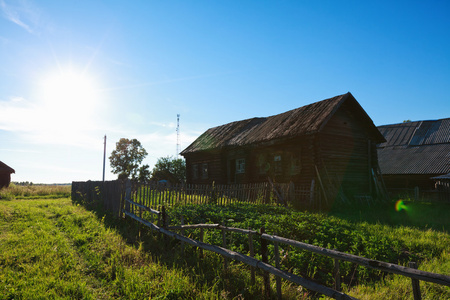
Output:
236 158 246 174
201 163 209 179
192 164 199 180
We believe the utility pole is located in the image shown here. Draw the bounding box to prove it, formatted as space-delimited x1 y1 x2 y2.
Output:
176 114 180 158
102 135 106 182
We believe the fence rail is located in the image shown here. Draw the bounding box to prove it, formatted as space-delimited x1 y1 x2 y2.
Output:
71 180 315 213
122 194 450 300
71 179 450 299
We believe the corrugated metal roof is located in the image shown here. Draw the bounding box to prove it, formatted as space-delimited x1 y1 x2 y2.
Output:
182 92 384 154
378 144 450 175
377 118 450 175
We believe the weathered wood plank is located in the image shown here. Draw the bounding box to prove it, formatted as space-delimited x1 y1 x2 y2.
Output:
125 211 355 299
261 234 450 287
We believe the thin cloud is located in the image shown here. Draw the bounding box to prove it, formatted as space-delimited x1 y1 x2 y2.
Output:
0 0 41 34
0 96 104 150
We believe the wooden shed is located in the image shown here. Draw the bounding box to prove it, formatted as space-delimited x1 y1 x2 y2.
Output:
0 161 15 189
181 92 385 203
377 118 450 190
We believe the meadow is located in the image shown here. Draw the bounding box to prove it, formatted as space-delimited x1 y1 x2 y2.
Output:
0 183 71 200
1 185 449 299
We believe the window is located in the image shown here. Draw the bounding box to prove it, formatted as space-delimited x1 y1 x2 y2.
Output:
274 155 282 175
236 158 245 174
290 152 301 174
202 163 209 179
257 154 268 174
192 164 199 180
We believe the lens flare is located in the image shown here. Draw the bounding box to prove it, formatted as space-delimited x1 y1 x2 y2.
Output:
395 200 408 212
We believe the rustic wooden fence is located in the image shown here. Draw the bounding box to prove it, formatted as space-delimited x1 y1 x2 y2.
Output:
71 180 315 215
72 180 124 217
71 180 450 299
121 187 450 300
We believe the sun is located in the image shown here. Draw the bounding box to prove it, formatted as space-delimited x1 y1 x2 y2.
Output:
40 68 99 112
38 67 102 133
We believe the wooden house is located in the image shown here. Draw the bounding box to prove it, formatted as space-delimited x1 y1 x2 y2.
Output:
181 93 385 203
377 118 450 190
0 161 15 189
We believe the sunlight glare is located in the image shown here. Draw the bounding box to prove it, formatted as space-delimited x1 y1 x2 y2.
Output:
38 67 103 135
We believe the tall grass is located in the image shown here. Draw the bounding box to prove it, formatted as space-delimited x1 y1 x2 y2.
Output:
0 198 226 299
0 183 71 200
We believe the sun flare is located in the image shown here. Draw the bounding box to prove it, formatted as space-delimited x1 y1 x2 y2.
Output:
40 69 99 111
37 67 102 134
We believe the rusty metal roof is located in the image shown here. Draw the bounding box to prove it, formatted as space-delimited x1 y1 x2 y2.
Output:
0 161 15 174
182 92 384 154
377 118 450 175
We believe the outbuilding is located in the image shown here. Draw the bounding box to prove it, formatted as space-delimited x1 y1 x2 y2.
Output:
0 161 15 189
181 92 385 203
377 118 450 190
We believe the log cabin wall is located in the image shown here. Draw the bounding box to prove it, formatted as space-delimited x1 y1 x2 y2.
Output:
185 151 225 184
317 102 378 198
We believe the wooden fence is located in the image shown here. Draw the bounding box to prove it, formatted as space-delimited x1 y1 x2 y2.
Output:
122 190 450 300
71 180 315 216
71 180 450 299
71 180 123 217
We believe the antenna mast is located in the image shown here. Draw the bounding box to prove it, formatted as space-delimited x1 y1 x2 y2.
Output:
102 135 106 182
176 114 180 157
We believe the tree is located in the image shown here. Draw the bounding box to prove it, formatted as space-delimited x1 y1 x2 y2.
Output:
151 156 186 183
109 138 148 180
138 164 151 183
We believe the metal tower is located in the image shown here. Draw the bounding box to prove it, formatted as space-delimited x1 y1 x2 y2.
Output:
176 114 180 157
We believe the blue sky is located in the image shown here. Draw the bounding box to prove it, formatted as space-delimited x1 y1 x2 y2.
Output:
1 0 449 183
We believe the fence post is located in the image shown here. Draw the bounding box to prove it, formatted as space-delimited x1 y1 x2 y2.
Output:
274 232 282 300
180 216 185 252
161 206 167 229
260 227 270 299
334 256 341 292
409 262 422 300
248 227 255 285
200 228 204 258
222 221 228 271
124 179 131 215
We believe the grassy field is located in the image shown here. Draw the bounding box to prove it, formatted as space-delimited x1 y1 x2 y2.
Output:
0 183 71 200
1 187 449 299
0 197 235 299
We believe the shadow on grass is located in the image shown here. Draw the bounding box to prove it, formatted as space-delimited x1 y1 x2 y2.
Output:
78 201 290 300
328 199 450 233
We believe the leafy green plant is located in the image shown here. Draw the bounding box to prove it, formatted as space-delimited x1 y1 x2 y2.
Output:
167 202 450 298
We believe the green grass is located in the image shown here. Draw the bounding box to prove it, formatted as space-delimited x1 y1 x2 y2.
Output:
0 183 71 200
2 193 449 299
0 198 230 299
329 199 450 233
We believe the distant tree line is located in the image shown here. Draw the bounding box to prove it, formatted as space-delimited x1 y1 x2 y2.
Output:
109 138 186 183
12 181 33 186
